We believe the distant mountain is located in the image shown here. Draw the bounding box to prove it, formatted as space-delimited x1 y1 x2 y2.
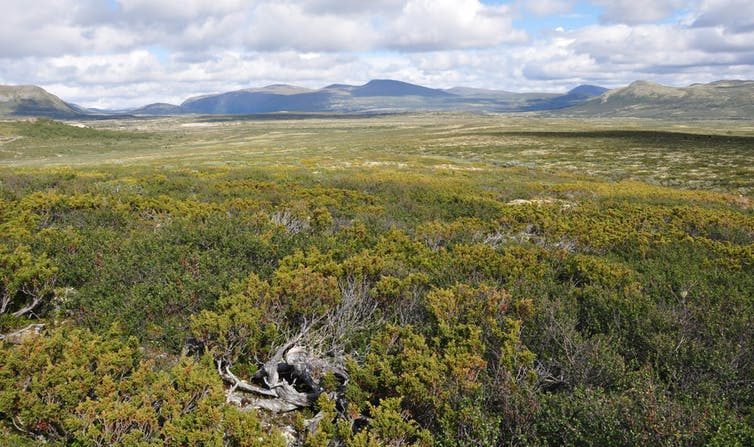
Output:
164 80 595 115
244 84 315 95
180 88 333 114
443 86 520 98
131 103 184 116
0 85 82 118
562 80 754 119
322 83 356 90
567 85 609 98
524 85 609 111
0 81 610 118
7 79 750 120
351 79 452 97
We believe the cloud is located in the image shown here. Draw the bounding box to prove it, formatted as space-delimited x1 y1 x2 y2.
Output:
301 0 406 15
0 50 374 108
523 0 573 16
0 0 99 57
243 3 378 52
591 0 686 24
0 0 525 56
0 0 753 108
693 0 754 32
240 0 526 53
516 17 754 88
116 0 248 22
387 0 526 50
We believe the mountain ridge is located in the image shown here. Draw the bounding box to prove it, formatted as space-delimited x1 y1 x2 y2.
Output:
2 80 753 119
155 80 607 115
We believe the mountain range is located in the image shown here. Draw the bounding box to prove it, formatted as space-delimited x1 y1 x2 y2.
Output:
0 79 752 120
132 79 607 115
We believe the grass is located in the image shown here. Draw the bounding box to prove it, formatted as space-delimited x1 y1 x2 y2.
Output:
1 114 752 196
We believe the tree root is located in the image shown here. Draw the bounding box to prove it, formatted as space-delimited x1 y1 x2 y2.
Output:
217 335 348 413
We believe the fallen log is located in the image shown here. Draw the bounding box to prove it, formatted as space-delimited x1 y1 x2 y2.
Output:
0 324 45 344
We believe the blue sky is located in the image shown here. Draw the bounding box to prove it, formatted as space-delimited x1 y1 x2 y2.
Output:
0 0 752 108
488 0 600 35
514 10 596 40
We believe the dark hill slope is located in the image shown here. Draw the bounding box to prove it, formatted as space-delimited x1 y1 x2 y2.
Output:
351 79 453 97
180 90 333 114
0 85 82 118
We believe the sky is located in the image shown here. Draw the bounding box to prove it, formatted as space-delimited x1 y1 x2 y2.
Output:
1 0 752 108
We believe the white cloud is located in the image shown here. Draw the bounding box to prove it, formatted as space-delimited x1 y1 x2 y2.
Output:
0 0 94 58
0 0 753 108
591 0 687 24
301 0 406 15
243 3 378 52
0 0 525 56
693 0 754 32
388 0 526 50
515 17 754 88
524 0 573 16
116 0 248 22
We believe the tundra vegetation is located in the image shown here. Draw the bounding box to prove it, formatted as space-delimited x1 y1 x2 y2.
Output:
0 116 753 446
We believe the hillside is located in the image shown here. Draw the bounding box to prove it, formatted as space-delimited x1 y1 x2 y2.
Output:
563 80 754 119
0 85 82 118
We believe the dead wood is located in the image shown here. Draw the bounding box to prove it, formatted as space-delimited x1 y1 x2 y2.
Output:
0 324 45 344
212 278 377 414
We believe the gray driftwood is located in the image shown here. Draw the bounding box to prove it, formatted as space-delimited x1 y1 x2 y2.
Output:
0 324 45 344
